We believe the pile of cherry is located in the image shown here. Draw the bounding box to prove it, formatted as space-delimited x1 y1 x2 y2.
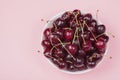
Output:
42 9 109 72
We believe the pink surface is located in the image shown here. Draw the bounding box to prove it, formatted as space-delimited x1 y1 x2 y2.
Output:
0 0 120 80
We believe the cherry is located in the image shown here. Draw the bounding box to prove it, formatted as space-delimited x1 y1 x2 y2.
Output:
44 28 51 39
77 49 86 57
42 39 51 48
44 48 51 58
70 20 79 28
82 41 92 52
56 29 64 40
67 63 76 71
83 31 90 40
83 13 92 23
54 18 66 28
95 39 105 49
48 33 60 44
74 58 84 68
64 29 74 41
61 12 71 21
90 19 97 27
90 36 95 42
78 15 84 23
92 53 102 61
87 61 96 68
73 9 81 15
65 54 74 62
57 60 67 69
98 34 109 43
53 48 66 58
96 25 106 34
66 44 78 55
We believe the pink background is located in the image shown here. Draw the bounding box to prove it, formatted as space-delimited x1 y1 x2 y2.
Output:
0 0 120 80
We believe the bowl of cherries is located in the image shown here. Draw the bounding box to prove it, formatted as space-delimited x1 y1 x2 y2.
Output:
41 9 109 74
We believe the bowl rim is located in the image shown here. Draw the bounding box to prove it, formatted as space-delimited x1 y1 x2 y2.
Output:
40 11 109 74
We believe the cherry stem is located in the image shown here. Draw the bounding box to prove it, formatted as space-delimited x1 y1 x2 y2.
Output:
83 21 97 41
76 28 81 48
79 21 86 44
96 33 104 38
57 38 76 60
72 27 78 44
49 28 58 50
53 23 58 31
50 42 71 54
96 10 99 21
63 28 72 30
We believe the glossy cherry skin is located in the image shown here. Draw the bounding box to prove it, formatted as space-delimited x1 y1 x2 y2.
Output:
67 63 76 71
74 58 84 68
65 54 74 62
53 48 66 58
98 34 109 43
48 33 60 44
66 44 78 55
42 39 51 48
61 12 71 21
83 13 92 23
96 25 106 34
44 48 51 58
56 29 64 40
64 29 74 41
57 60 67 69
44 28 51 39
87 61 96 68
82 41 92 52
77 49 86 57
95 39 105 49
90 19 97 27
54 18 66 28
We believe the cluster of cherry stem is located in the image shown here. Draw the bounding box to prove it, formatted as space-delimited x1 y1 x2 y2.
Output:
48 10 104 61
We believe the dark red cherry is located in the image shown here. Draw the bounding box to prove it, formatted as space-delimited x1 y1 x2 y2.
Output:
74 58 84 68
96 25 106 34
67 63 76 71
90 19 97 27
65 54 74 62
57 61 67 69
87 61 96 68
44 28 51 39
61 12 71 21
64 29 74 41
90 36 95 42
66 44 78 55
83 13 92 22
44 48 51 58
98 47 106 53
82 41 92 52
73 9 81 15
98 34 109 43
83 31 90 40
48 33 60 44
92 53 102 61
53 48 66 58
95 39 105 49
77 49 86 57
70 20 79 28
56 29 64 40
42 39 51 48
54 18 66 28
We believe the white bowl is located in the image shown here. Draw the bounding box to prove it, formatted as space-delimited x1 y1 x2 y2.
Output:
40 11 108 74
